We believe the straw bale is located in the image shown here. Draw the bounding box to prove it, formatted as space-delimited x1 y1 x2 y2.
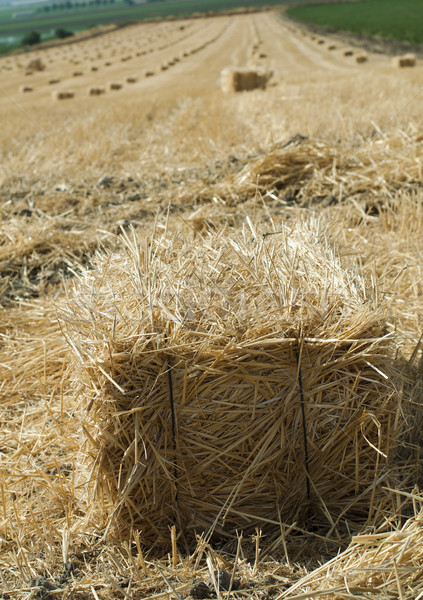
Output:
220 67 272 93
355 54 368 63
26 58 45 71
343 49 354 56
72 71 83 77
145 70 155 77
19 85 33 93
328 44 336 50
393 53 416 67
48 78 60 84
88 86 106 96
109 81 123 90
62 223 411 549
52 90 74 100
126 76 137 83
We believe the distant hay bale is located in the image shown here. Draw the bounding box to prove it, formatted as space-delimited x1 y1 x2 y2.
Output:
62 223 412 548
48 78 60 85
26 58 45 71
343 49 354 56
52 90 74 100
72 71 83 77
88 86 106 96
126 77 137 83
25 71 33 76
108 82 123 90
220 67 273 93
91 66 99 71
355 54 368 64
145 70 155 77
19 85 33 93
317 39 325 44
393 53 416 67
161 63 169 71
259 52 267 58
328 44 336 50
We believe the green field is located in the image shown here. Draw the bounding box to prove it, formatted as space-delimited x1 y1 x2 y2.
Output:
0 0 311 49
287 0 423 44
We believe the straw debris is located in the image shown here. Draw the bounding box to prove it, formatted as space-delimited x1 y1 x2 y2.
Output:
61 222 412 549
286 505 423 600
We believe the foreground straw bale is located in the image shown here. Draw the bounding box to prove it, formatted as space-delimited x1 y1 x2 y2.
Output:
220 67 272 92
61 222 412 549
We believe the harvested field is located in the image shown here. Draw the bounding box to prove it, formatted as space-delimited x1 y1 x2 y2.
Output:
2 8 423 600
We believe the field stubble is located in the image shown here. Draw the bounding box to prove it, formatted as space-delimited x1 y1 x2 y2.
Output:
2 9 423 599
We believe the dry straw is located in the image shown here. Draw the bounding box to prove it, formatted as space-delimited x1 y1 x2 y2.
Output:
278 502 423 599
61 221 413 549
221 136 423 207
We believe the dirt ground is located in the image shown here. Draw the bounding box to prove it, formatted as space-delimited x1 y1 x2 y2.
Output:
2 8 423 599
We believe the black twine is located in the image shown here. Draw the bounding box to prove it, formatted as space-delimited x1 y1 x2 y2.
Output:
167 356 179 501
296 349 310 501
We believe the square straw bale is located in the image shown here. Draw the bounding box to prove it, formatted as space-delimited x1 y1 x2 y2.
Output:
61 222 412 549
393 53 416 67
220 67 272 92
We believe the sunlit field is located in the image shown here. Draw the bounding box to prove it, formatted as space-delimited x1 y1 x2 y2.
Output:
2 9 423 599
